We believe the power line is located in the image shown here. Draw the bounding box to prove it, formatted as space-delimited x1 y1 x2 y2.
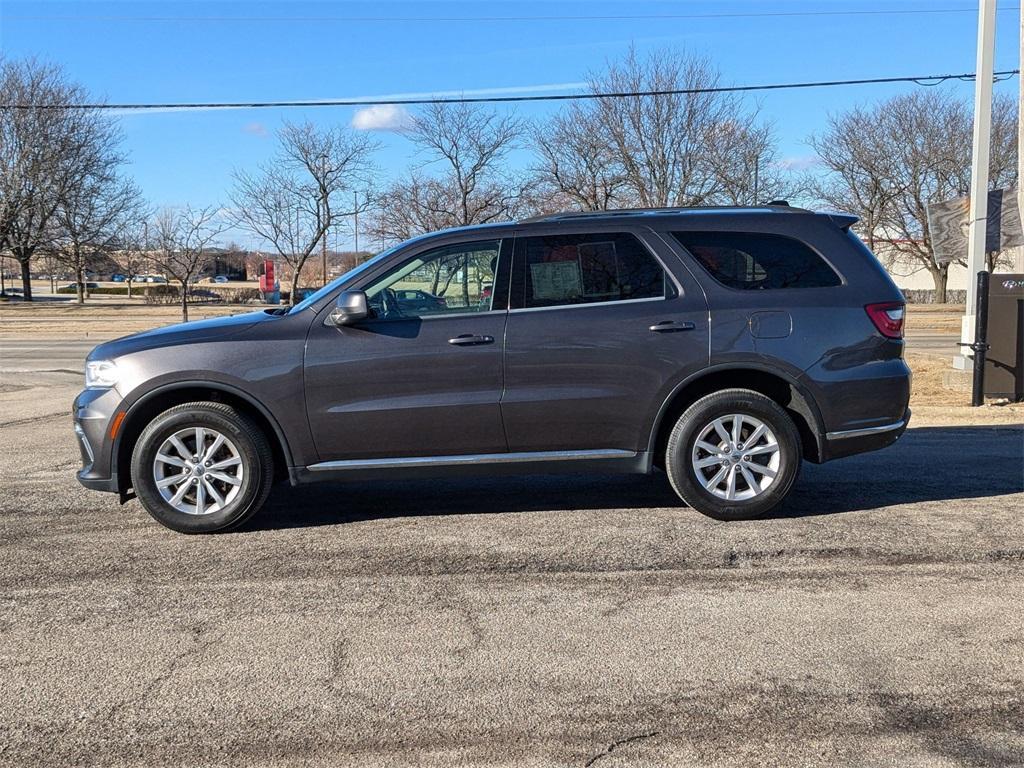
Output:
2 71 1018 112
6 6 1021 23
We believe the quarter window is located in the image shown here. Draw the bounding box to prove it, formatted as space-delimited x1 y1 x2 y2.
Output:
363 240 500 319
513 232 667 309
672 231 841 290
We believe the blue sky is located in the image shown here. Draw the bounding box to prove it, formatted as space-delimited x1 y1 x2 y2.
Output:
2 0 1020 250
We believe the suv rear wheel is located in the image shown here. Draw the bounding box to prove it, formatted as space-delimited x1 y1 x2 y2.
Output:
130 402 274 533
665 389 801 520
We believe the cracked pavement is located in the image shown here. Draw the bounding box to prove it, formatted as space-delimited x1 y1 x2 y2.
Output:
1 371 1023 766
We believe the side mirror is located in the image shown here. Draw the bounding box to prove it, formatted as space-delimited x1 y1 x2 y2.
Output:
328 290 369 326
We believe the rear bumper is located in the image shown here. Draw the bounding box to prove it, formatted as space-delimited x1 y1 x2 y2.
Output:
820 408 910 462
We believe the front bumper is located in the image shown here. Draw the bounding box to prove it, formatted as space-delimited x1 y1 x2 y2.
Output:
73 387 124 495
820 408 911 462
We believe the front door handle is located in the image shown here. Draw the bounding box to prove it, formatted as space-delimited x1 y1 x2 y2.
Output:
649 320 696 333
448 334 495 346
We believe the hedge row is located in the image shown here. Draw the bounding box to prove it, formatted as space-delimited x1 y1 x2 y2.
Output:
57 285 176 296
902 289 967 304
55 285 264 304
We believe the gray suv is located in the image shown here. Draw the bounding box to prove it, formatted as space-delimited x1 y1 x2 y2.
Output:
74 205 911 533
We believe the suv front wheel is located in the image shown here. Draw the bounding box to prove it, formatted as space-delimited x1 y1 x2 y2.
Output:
665 389 802 520
130 402 274 533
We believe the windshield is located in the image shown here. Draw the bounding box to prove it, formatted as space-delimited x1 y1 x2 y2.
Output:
288 243 405 314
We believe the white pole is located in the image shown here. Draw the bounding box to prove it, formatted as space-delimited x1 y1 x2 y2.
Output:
960 0 998 359
1016 6 1023 272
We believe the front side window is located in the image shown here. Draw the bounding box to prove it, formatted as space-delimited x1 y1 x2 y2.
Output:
672 231 841 290
512 232 666 309
363 240 500 319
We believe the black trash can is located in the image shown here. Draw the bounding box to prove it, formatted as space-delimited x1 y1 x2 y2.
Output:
984 274 1024 401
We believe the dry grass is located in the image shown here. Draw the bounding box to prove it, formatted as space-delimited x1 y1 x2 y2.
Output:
904 304 964 333
907 351 1024 426
907 353 965 406
0 300 249 339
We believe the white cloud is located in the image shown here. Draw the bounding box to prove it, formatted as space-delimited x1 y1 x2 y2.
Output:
776 155 820 172
351 104 414 131
242 121 268 137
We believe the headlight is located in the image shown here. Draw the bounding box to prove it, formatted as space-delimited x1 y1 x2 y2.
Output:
85 359 120 389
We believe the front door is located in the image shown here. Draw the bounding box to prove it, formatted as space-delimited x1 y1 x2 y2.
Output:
500 229 709 453
304 238 510 461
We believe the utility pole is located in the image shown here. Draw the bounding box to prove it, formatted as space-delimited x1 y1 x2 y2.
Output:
959 0 997 362
319 198 327 288
752 155 760 205
353 191 360 256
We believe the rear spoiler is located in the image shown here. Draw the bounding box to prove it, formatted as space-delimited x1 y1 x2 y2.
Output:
827 213 859 231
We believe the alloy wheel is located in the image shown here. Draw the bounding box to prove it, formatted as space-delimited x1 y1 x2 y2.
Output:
690 413 781 501
152 427 244 515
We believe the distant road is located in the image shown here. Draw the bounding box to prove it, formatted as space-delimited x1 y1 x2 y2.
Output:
903 331 961 356
0 339 98 374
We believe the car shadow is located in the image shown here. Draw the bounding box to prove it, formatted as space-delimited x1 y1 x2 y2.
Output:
244 425 1023 532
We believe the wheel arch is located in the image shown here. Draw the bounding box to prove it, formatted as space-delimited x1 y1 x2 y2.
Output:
647 365 826 466
114 381 294 495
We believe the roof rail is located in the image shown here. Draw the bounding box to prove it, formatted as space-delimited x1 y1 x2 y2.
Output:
520 203 810 223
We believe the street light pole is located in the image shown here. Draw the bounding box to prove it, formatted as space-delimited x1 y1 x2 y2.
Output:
960 0 997 360
1016 5 1024 272
353 190 360 256
321 216 328 288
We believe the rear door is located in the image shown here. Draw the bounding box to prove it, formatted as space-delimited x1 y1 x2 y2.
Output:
500 227 710 453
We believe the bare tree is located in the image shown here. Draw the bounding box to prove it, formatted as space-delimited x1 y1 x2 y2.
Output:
530 47 787 213
113 218 155 299
231 121 377 304
532 103 626 211
809 90 1018 301
600 47 782 207
1 58 124 300
53 171 143 303
808 109 903 254
412 101 526 224
370 103 527 242
703 119 790 205
150 206 226 321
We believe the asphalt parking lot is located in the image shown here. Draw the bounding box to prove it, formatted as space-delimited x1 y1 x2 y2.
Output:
2 366 1023 766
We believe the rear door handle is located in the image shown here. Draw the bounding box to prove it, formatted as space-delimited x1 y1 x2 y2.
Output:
649 320 696 333
448 334 495 346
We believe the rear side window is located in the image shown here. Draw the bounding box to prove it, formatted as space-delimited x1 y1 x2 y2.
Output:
672 231 841 290
512 232 666 309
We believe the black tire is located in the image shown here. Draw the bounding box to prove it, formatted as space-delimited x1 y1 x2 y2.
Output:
665 388 802 521
130 402 274 533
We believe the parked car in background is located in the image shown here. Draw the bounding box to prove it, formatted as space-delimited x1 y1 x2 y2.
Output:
389 288 447 315
74 204 911 533
213 275 230 284
63 282 100 291
111 274 127 282
131 275 168 284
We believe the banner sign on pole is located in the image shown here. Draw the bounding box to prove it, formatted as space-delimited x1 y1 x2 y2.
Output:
927 188 1023 264
258 259 275 292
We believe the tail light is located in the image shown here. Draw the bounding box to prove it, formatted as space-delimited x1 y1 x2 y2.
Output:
865 302 905 339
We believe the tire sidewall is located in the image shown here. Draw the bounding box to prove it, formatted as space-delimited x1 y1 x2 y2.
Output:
131 406 268 533
667 391 801 520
